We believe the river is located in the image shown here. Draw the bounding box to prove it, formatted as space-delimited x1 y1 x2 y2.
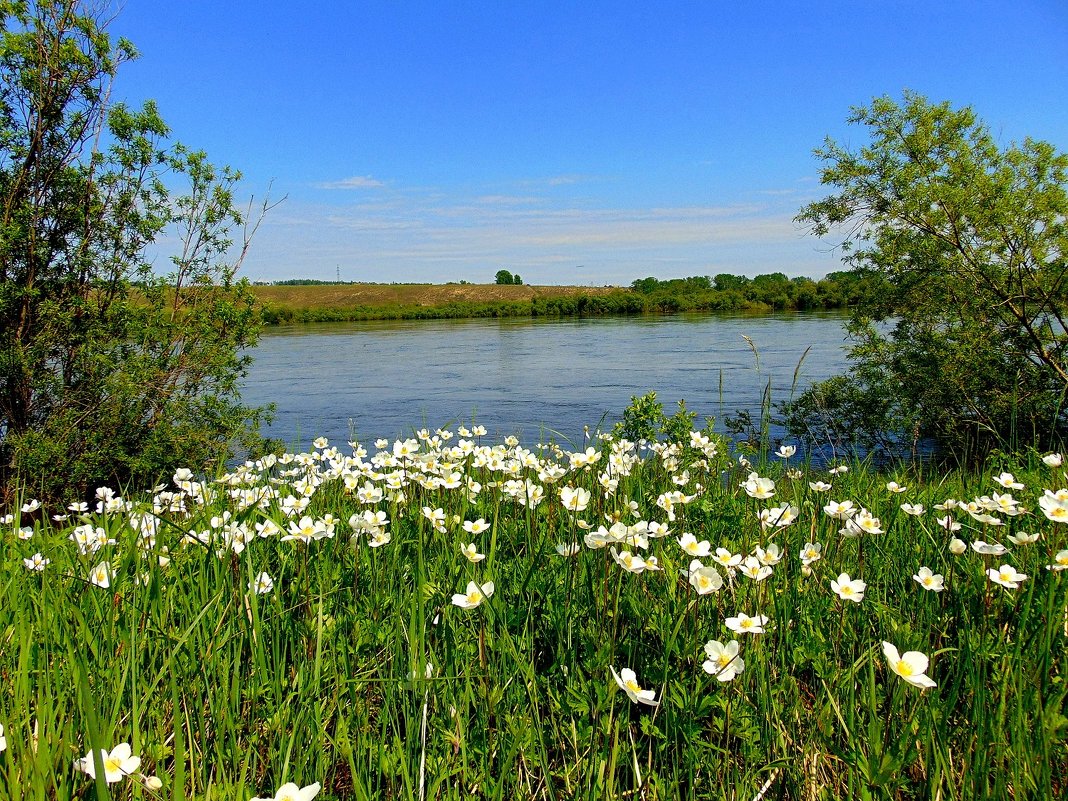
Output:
241 312 851 450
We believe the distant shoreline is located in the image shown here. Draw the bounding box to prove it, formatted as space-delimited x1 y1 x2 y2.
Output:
252 281 854 324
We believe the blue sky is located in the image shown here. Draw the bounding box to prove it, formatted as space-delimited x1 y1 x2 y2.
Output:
111 1 1068 285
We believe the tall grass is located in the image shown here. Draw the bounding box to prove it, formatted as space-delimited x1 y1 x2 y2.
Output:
0 430 1065 799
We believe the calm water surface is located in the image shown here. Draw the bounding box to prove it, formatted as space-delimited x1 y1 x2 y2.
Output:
242 313 850 449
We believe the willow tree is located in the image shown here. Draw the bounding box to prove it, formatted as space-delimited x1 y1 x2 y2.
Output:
0 0 274 500
786 92 1068 459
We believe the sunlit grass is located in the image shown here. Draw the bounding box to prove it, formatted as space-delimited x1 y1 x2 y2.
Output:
0 428 1065 800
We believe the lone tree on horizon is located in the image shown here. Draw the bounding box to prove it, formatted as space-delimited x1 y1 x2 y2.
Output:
495 269 523 285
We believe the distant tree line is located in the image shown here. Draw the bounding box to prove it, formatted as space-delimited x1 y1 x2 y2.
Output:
628 271 880 312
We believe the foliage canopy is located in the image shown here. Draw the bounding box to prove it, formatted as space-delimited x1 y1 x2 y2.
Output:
0 0 273 500
785 92 1068 460
494 269 522 285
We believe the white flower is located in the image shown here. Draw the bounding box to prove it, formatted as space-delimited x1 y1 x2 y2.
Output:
555 542 580 557
610 547 648 574
775 444 796 459
846 509 883 536
799 541 822 565
712 547 742 571
741 472 776 499
912 567 945 592
823 500 855 520
1046 550 1068 571
559 485 591 513
885 481 907 493
88 561 113 589
462 518 490 535
686 559 724 595
421 506 447 532
1007 531 1040 545
251 782 323 801
754 543 783 566
971 540 1008 556
937 515 962 532
809 480 832 492
677 532 711 557
23 552 49 571
1042 452 1063 467
739 555 773 582
368 529 391 548
610 666 658 705
830 573 866 603
725 612 768 635
900 503 925 516
702 640 744 682
250 572 274 594
451 580 494 609
758 504 798 530
0 722 6 752
987 564 1028 589
948 537 967 555
1039 491 1068 523
881 642 936 689
74 742 142 783
460 542 486 563
993 472 1024 490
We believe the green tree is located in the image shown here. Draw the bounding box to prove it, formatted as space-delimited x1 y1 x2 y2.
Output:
713 273 749 292
630 276 660 294
0 0 274 500
512 273 522 285
494 269 514 285
785 92 1068 459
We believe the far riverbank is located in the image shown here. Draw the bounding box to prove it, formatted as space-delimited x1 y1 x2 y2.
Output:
252 274 869 324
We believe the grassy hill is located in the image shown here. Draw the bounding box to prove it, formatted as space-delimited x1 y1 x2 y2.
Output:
251 282 632 323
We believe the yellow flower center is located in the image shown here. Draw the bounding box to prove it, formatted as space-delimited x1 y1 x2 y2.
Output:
625 679 642 693
740 619 752 629
896 659 913 677
467 591 482 604
717 655 731 667
104 755 123 773
841 586 853 595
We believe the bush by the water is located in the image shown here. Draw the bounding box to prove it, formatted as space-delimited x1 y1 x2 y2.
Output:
785 93 1068 463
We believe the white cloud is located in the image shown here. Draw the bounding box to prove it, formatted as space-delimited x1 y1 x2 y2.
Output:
314 175 386 190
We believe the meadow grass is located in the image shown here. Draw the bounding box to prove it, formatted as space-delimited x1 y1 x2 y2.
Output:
0 428 1066 800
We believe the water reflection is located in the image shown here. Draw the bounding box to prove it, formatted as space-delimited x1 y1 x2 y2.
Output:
241 312 850 449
